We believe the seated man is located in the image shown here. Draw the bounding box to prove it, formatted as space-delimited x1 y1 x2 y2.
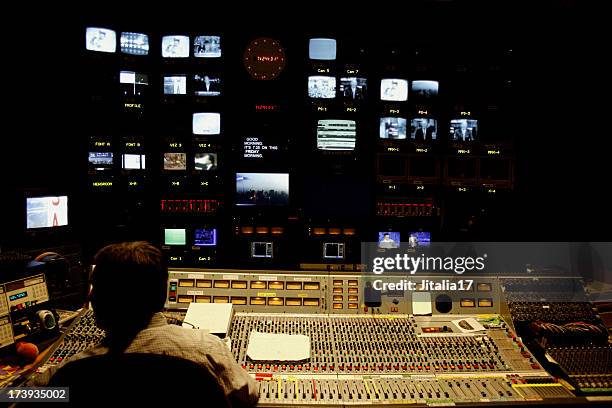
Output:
32 241 258 407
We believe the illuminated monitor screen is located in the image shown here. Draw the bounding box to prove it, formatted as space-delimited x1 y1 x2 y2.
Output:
236 173 289 206
120 32 149 55
193 113 221 135
450 119 478 141
378 232 400 249
411 80 439 98
308 76 336 98
408 232 430 247
88 152 113 170
194 153 217 171
339 77 367 100
119 71 148 97
122 154 146 170
251 242 273 258
194 228 217 246
163 76 187 95
323 242 344 259
317 120 356 150
161 35 189 58
26 196 68 229
163 153 187 171
309 38 336 60
85 27 116 53
193 74 221 96
410 118 438 141
165 228 186 245
194 36 221 58
380 117 407 139
380 79 408 101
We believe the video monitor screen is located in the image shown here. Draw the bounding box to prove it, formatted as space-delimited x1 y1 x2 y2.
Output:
309 38 337 60
236 173 289 206
480 159 510 180
88 152 113 170
380 79 408 101
378 156 406 176
339 77 367 100
85 27 116 53
242 136 282 160
251 242 273 258
408 232 430 247
411 80 439 98
193 113 221 135
163 76 187 95
120 32 149 55
409 156 437 177
26 196 68 229
378 232 400 249
122 154 146 170
163 153 187 171
447 158 476 178
308 76 336 98
162 35 189 58
323 242 344 259
194 153 217 171
450 119 478 141
194 36 221 58
194 228 217 246
119 71 148 97
193 75 222 96
410 118 438 141
380 117 407 140
165 228 186 246
317 120 356 150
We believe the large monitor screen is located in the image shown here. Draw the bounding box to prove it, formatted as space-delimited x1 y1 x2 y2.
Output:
194 36 221 58
193 75 221 96
88 152 113 170
380 79 408 101
317 120 356 150
193 113 221 135
308 76 336 98
380 117 407 139
119 71 148 97
339 77 367 100
411 80 439 98
323 242 344 259
26 196 68 229
163 76 187 95
194 153 217 171
122 154 146 170
162 35 189 58
378 232 400 249
86 27 116 53
163 153 187 171
194 228 217 246
309 38 337 60
410 118 438 141
164 228 186 246
450 119 478 141
408 232 430 247
120 32 149 55
236 173 289 206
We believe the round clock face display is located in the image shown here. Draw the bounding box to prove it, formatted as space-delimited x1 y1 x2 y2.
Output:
243 38 286 80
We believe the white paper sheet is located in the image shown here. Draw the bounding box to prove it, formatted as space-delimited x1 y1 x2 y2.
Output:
452 317 486 333
246 331 311 361
412 291 432 315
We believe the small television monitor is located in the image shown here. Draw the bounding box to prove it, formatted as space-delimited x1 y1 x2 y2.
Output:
85 27 116 53
26 196 68 229
410 118 438 141
194 36 221 58
480 158 510 181
163 76 187 95
119 71 148 97
193 113 221 135
161 35 189 58
120 32 149 55
194 228 217 246
251 242 273 258
339 77 367 100
309 38 337 60
88 152 113 171
163 153 187 171
409 156 437 178
408 232 430 247
165 228 186 246
323 242 344 259
122 154 146 170
236 173 289 206
193 74 222 96
378 156 406 176
380 79 408 101
317 119 356 150
447 158 476 178
308 76 336 98
380 117 407 139
450 119 478 141
411 80 439 98
378 232 400 249
194 153 217 171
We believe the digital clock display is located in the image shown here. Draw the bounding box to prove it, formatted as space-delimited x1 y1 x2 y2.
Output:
9 291 27 302
243 38 286 80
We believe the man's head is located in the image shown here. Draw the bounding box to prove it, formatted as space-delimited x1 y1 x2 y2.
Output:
90 241 166 332
384 233 390 240
203 154 214 165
